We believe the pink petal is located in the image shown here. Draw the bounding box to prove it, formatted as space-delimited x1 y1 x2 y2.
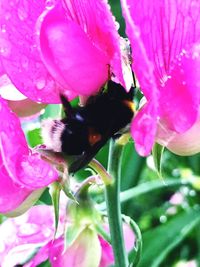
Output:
0 74 27 101
0 206 55 266
0 60 4 75
38 4 109 96
156 107 200 156
122 0 200 85
0 0 61 103
18 153 58 189
159 43 200 132
62 0 126 89
131 102 158 156
99 222 135 267
121 0 159 155
121 0 200 154
0 153 32 213
49 229 101 267
0 98 29 173
0 97 58 188
98 236 114 267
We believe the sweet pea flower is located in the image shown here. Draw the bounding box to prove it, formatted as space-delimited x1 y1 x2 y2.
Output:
0 204 135 267
0 97 58 216
0 0 130 104
0 205 56 267
49 222 135 267
121 0 200 156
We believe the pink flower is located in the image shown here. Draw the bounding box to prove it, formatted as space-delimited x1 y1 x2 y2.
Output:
0 205 56 267
49 222 134 267
0 204 135 267
121 0 200 156
0 0 128 104
0 97 58 215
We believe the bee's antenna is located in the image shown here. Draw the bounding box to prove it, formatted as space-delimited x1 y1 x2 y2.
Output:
60 94 73 117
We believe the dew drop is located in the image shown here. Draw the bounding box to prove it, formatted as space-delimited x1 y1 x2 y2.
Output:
160 215 167 223
189 190 196 197
45 0 56 9
48 170 54 178
1 24 6 33
35 78 46 90
182 81 186 86
21 56 29 69
0 39 11 57
17 7 28 21
115 21 120 31
53 256 57 261
5 12 11 20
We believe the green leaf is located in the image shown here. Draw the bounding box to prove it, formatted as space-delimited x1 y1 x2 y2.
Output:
65 225 85 247
138 208 200 267
27 128 42 147
37 260 51 267
98 179 188 210
49 182 61 237
152 143 164 178
41 104 61 119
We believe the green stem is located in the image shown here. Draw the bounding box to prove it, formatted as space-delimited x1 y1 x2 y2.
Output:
105 139 128 267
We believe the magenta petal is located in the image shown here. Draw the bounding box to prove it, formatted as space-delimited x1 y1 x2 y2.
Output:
62 0 125 89
18 153 58 189
0 153 31 213
131 102 157 156
121 0 200 85
38 5 109 96
0 0 61 103
0 60 4 75
0 98 29 180
49 229 101 267
99 222 135 267
0 98 58 188
121 0 159 155
160 44 200 132
99 236 114 267
121 0 200 153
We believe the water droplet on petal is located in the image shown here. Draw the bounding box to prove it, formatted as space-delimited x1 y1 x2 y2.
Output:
17 7 28 21
45 0 56 9
35 78 46 90
53 256 57 261
5 12 11 20
21 56 29 69
1 24 6 33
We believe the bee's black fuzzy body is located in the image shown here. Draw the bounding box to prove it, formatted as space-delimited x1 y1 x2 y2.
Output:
42 80 134 173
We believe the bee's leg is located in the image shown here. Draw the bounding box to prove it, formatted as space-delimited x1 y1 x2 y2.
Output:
68 138 109 173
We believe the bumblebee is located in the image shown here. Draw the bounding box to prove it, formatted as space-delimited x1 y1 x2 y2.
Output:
42 80 134 173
